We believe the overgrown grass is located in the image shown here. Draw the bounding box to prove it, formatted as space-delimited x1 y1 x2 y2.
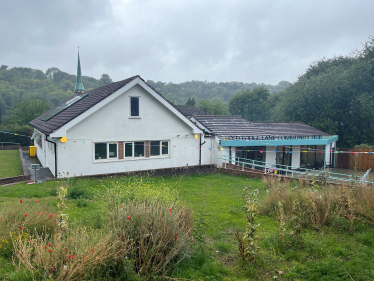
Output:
0 150 22 178
0 173 374 280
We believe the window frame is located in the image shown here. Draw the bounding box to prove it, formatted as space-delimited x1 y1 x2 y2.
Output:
150 140 170 157
129 96 140 118
124 141 145 158
94 142 119 161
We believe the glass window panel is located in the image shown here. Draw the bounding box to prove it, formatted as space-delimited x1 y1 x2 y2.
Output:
125 143 133 157
109 143 117 158
134 142 144 157
307 145 315 167
300 145 307 168
316 145 324 166
150 141 160 156
131 97 139 116
95 143 107 160
162 141 168 155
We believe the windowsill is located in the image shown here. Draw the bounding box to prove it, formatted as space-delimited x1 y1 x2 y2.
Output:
129 116 141 119
93 155 170 163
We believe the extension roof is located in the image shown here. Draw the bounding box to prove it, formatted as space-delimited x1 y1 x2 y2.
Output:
192 115 331 139
174 105 211 117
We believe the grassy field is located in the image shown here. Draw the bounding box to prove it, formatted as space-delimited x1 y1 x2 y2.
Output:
0 174 374 280
0 150 22 178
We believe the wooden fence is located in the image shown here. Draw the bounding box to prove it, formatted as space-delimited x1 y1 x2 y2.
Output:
335 147 374 171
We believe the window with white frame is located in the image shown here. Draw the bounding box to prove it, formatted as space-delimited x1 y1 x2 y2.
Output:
125 141 145 157
95 143 118 160
150 141 169 156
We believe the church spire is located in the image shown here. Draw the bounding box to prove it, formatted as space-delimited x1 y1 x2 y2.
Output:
74 49 85 95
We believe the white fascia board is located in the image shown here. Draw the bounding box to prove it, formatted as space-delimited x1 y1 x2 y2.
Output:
137 80 202 134
51 78 202 138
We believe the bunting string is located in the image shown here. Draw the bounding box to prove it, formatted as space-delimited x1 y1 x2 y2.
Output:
1 131 373 154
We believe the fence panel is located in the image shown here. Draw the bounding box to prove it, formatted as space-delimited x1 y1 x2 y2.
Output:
336 148 350 169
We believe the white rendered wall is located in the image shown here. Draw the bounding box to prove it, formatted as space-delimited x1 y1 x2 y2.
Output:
266 146 276 168
35 137 46 168
56 85 201 176
291 145 300 169
34 129 56 177
200 135 213 165
45 140 56 177
325 143 331 166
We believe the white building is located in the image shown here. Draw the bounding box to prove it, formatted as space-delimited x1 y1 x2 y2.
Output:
29 56 338 177
29 55 205 177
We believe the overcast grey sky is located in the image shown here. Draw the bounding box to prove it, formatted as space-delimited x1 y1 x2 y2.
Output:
1 0 373 85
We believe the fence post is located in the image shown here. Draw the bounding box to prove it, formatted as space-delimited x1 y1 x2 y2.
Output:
242 162 244 171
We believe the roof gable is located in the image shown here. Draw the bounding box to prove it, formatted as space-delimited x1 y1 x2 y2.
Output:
29 75 202 136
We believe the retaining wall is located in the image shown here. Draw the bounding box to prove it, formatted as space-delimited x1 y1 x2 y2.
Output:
60 164 218 180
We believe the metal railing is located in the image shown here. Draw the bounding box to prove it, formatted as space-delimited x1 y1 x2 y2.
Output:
1 142 20 149
215 155 374 184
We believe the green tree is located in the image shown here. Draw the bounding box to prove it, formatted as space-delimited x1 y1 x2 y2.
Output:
185 96 196 106
4 99 52 125
197 97 230 115
228 88 270 121
99 74 113 86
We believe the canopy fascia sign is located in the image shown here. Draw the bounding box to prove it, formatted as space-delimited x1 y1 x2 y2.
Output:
220 135 338 147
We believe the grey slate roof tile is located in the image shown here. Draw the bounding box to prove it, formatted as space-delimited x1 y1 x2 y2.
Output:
193 115 331 139
174 105 211 117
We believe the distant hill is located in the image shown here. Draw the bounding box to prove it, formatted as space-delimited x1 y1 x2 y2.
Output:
146 80 290 105
0 64 289 119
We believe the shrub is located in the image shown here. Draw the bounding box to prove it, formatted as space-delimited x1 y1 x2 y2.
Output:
76 199 89 208
259 177 374 231
107 199 193 279
95 177 180 213
67 187 90 199
13 177 192 280
49 187 58 196
0 199 58 258
12 228 129 281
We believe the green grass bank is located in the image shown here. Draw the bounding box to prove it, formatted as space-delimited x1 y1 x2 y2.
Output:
0 173 373 280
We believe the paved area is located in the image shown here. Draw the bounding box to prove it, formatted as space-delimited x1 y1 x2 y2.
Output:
23 152 54 183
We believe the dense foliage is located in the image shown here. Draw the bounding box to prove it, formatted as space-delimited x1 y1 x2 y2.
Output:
270 37 374 148
228 35 374 148
2 35 373 148
146 79 290 106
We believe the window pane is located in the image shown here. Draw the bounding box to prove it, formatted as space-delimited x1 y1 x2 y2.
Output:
125 143 133 157
95 143 107 160
150 141 160 156
131 97 139 116
109 143 117 158
134 142 144 157
162 141 168 155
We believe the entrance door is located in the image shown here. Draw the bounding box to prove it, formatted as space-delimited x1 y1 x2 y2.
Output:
276 146 292 170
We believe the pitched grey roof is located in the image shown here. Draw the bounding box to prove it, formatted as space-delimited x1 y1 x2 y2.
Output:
174 105 211 117
193 115 331 138
30 75 140 134
193 115 263 137
251 122 331 137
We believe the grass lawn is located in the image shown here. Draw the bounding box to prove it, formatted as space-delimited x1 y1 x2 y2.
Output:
1 174 374 280
0 150 22 178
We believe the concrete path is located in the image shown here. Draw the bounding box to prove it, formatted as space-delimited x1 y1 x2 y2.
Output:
23 152 54 183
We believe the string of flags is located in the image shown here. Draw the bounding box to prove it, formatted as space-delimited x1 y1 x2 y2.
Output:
2 130 373 154
0 131 31 138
